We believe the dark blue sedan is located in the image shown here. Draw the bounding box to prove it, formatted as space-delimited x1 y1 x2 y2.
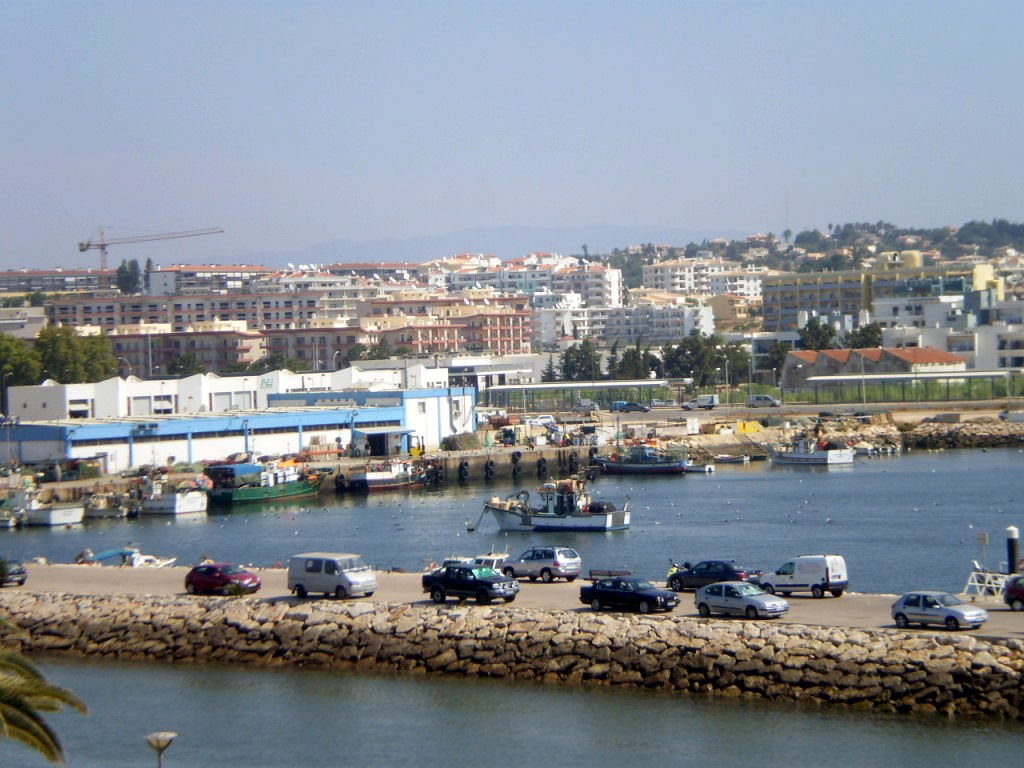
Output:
580 574 678 614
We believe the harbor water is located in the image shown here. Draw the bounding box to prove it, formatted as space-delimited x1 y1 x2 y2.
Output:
3 448 1021 594
4 657 1022 768
2 448 1023 766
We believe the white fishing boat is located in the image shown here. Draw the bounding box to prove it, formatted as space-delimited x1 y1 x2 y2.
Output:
5 486 84 526
477 475 629 532
141 475 209 515
770 438 854 466
84 491 134 519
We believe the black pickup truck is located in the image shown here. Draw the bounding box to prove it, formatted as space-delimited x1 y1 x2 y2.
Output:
422 563 519 605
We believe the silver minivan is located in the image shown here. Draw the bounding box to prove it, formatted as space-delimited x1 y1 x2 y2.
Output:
287 552 377 599
502 546 582 582
746 394 781 408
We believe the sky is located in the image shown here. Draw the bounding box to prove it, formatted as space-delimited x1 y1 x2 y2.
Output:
2 0 1023 269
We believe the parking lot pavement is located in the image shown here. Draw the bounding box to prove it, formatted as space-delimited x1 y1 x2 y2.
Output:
16 565 1022 641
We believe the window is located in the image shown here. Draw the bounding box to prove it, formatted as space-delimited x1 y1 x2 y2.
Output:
777 562 795 576
904 594 920 607
304 559 322 574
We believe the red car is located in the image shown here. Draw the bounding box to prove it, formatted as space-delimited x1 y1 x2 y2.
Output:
185 563 261 595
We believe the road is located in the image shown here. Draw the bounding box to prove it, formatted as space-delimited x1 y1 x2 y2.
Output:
14 564 1023 643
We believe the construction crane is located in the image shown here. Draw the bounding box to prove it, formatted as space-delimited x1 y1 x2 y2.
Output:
78 227 224 271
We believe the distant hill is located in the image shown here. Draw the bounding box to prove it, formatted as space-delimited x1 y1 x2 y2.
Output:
234 224 735 266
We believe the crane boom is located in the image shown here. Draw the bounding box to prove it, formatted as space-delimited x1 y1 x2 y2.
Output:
77 227 225 270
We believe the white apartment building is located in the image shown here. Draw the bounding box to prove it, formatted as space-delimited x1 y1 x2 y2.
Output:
602 303 714 346
446 253 622 308
872 296 965 329
707 269 766 300
642 258 743 295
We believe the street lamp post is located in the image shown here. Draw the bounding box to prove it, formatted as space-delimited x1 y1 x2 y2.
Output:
145 731 177 768
117 356 133 377
333 350 341 370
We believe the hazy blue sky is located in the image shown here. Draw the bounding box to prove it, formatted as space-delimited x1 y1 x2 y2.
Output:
3 1 1022 268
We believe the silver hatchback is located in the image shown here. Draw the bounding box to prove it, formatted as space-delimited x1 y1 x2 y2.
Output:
503 546 582 582
891 591 988 630
695 581 789 619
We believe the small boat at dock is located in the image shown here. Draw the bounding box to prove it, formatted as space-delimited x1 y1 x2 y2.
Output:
770 438 854 466
592 444 687 475
141 475 209 515
6 487 85 526
84 490 136 519
343 458 428 493
477 474 629 532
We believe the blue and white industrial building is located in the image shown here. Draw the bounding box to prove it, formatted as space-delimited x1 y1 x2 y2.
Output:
1 387 475 472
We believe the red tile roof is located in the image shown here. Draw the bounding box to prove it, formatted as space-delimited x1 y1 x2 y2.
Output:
886 347 965 365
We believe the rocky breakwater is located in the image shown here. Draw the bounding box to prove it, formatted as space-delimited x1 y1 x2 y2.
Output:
901 418 1024 449
2 592 1022 721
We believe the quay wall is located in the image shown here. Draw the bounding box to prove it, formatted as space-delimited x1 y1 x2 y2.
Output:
2 593 1022 721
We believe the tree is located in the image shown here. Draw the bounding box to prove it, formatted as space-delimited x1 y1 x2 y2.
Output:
78 335 118 382
0 636 86 763
344 344 367 365
144 258 154 292
541 356 558 382
26 292 46 307
367 339 393 360
115 259 142 295
34 327 87 383
559 339 601 381
0 334 42 391
798 317 836 351
661 330 722 386
764 340 791 375
604 341 620 379
844 322 883 349
167 351 206 376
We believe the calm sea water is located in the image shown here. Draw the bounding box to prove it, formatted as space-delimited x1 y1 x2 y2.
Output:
2 657 1021 768
2 448 1022 593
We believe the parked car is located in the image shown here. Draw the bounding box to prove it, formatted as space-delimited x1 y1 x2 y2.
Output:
0 558 27 587
759 554 847 598
746 394 781 408
527 414 556 426
502 546 582 582
667 560 759 592
695 581 789 619
891 591 988 630
579 571 679 614
185 563 261 595
618 402 650 413
422 563 519 605
1004 574 1024 611
288 552 376 599
682 394 719 410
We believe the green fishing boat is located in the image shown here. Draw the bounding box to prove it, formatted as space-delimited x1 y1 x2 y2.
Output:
204 460 323 505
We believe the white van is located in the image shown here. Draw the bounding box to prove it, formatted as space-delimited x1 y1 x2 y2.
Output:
287 552 377 599
759 554 848 598
682 394 719 410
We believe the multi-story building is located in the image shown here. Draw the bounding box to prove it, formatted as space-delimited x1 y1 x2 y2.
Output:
601 303 714 346
761 259 998 332
106 321 266 377
147 265 277 295
0 268 114 293
0 307 47 338
48 291 329 332
445 253 622 307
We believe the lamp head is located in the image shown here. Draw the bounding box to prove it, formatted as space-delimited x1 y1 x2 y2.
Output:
146 732 177 753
